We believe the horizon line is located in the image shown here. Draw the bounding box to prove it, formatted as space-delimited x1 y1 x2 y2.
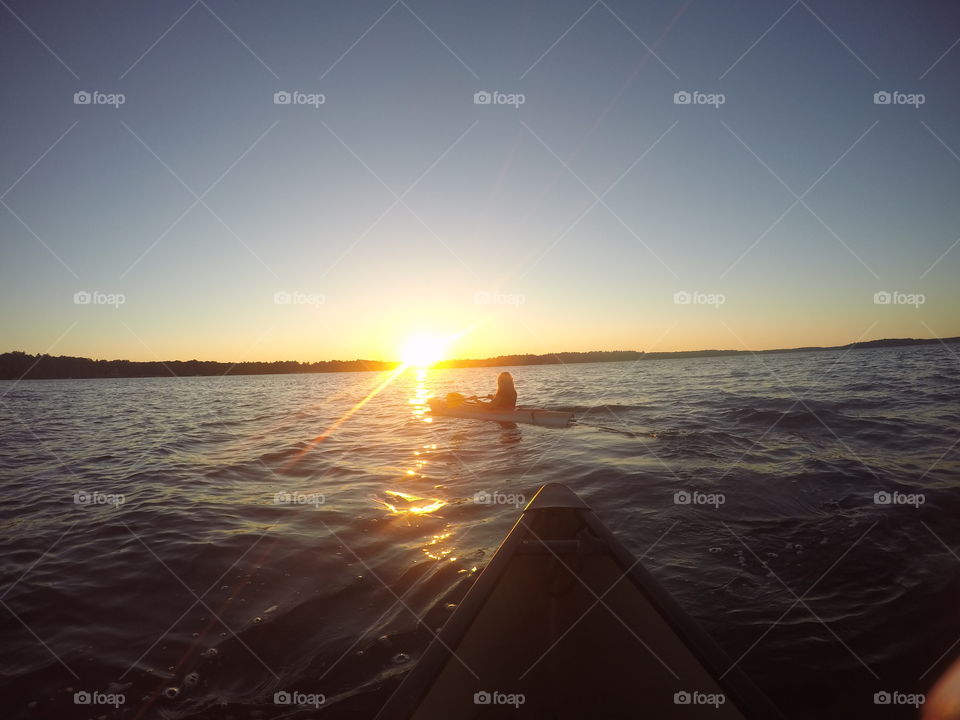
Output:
3 333 959 369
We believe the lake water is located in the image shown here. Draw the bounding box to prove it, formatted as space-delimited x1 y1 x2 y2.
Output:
1 344 958 719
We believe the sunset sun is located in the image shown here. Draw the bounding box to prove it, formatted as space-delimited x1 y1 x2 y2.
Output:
401 334 446 368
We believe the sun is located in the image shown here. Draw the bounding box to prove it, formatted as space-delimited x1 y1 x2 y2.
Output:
401 334 446 368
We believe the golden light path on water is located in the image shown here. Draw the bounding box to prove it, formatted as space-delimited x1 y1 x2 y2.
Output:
375 368 447 516
373 367 463 566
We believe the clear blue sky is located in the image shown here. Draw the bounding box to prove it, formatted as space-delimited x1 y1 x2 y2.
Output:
2 0 958 361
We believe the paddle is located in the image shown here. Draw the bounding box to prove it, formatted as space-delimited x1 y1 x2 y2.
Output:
445 392 490 407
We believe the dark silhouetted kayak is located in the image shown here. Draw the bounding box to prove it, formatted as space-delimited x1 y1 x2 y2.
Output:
428 397 573 428
375 483 783 719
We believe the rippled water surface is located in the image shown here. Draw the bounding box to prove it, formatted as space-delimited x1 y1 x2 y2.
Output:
1 345 959 718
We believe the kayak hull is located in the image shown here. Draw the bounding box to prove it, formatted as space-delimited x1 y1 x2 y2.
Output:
375 484 782 719
428 397 573 428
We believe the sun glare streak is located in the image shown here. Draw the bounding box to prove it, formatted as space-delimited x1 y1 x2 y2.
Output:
282 363 407 470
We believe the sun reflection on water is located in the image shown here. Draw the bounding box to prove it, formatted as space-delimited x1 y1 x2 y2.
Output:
409 367 433 423
422 531 456 561
376 488 447 516
373 367 464 566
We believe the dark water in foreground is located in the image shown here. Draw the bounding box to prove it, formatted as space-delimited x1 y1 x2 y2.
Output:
1 345 958 719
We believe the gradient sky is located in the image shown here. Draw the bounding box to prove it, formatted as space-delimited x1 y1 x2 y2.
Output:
2 0 959 362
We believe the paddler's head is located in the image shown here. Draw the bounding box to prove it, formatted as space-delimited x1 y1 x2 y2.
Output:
497 371 514 390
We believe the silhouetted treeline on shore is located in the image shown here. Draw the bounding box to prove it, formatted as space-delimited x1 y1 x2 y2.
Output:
1 338 956 380
0 350 643 379
0 352 397 380
433 351 643 369
640 336 960 360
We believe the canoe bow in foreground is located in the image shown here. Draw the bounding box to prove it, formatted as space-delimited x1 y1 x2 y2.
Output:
375 483 783 719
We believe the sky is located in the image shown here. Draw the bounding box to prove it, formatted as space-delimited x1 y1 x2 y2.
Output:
1 0 959 362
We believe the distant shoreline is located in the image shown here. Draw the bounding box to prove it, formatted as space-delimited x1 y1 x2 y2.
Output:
1 336 957 380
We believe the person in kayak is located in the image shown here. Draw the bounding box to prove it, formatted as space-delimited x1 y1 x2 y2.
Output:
480 371 516 410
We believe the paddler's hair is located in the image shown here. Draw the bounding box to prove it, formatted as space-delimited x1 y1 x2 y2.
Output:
497 371 514 390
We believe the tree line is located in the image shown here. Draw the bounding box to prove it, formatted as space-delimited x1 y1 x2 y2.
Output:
0 350 644 380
